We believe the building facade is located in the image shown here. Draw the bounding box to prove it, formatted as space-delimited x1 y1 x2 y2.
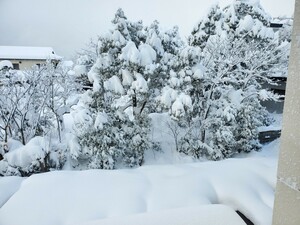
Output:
0 46 62 70
272 0 300 224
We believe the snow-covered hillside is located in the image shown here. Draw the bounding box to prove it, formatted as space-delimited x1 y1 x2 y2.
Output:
0 140 279 225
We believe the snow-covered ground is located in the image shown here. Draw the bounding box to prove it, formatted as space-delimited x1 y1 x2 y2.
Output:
0 139 280 225
79 205 245 225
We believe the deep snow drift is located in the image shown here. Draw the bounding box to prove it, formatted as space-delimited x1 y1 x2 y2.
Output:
79 205 245 225
0 140 279 225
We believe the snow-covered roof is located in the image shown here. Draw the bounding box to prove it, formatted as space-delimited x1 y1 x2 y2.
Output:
272 17 293 25
0 46 62 60
0 60 13 70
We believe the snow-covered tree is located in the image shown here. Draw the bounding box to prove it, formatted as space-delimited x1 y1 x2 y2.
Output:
222 0 273 41
72 9 166 169
0 67 45 146
0 61 79 176
145 23 185 113
39 61 80 141
271 17 293 44
189 4 224 49
269 17 293 78
73 53 95 90
179 0 286 160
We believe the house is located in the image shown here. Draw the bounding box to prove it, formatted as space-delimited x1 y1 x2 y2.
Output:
261 74 287 113
271 17 293 42
0 46 62 70
261 18 293 114
258 19 292 144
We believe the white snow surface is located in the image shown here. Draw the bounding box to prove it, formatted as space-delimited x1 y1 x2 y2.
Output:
121 69 134 86
0 139 279 225
79 205 245 225
61 60 74 68
146 32 164 56
120 42 156 66
94 112 109 130
0 176 24 208
104 75 125 95
138 43 157 66
237 15 254 33
73 65 87 77
112 30 126 46
159 86 178 108
258 113 282 132
0 46 62 60
192 63 205 79
171 98 185 118
4 137 48 169
0 60 13 69
131 73 148 93
119 41 140 64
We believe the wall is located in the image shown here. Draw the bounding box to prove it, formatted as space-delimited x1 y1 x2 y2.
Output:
272 0 300 224
0 59 47 70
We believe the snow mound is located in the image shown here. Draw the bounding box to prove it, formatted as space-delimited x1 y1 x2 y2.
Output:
131 73 148 93
0 142 278 225
79 205 245 225
104 75 125 95
0 60 13 70
120 41 140 64
0 46 62 60
120 42 156 66
94 112 108 130
139 43 157 66
121 69 133 86
4 137 48 169
0 176 24 208
73 65 87 77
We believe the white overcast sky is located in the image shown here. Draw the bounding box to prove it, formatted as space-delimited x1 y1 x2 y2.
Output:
0 0 295 59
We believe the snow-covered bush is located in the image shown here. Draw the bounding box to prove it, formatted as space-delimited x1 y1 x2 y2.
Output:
0 137 66 176
0 67 44 146
0 61 79 176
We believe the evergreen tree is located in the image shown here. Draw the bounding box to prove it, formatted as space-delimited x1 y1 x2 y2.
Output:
222 0 274 43
179 0 285 160
188 4 224 49
72 9 162 169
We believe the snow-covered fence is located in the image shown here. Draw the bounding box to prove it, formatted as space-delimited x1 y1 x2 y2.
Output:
259 130 281 144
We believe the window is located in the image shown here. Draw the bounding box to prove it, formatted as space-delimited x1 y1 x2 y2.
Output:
272 89 286 100
12 63 19 70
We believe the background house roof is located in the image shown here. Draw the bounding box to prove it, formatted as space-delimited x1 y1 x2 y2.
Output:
0 46 62 60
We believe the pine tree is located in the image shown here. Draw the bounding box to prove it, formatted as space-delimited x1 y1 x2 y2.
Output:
179 0 284 160
222 0 274 43
188 4 224 49
72 9 162 169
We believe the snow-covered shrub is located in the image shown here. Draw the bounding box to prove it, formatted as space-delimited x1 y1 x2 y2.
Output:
0 136 67 176
0 67 43 145
0 61 78 145
0 61 79 175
